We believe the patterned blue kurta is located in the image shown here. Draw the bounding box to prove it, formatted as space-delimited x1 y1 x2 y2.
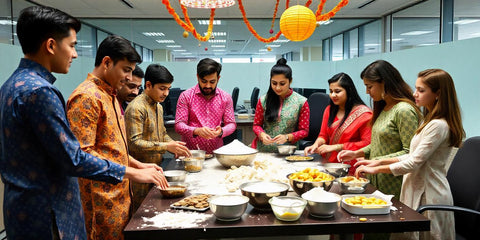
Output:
0 59 126 240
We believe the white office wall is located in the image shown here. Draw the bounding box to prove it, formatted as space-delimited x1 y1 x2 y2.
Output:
1 37 480 138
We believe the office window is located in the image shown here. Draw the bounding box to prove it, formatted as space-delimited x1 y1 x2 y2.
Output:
96 30 109 47
322 38 330 61
359 20 381 56
0 0 13 44
391 0 440 51
454 0 480 40
331 34 343 61
349 29 358 58
76 24 96 58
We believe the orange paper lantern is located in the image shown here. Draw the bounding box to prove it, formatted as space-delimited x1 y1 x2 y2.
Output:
280 5 316 42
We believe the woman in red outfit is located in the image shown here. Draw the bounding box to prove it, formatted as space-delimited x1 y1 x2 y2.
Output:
305 73 372 175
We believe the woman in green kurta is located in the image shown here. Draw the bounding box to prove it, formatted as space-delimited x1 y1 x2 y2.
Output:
252 58 310 152
338 60 421 200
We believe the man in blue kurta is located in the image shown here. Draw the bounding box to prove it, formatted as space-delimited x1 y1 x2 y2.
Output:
0 6 165 239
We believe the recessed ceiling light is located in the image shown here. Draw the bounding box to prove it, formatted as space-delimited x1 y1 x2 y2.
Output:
259 49 268 52
208 39 226 43
0 20 16 25
266 44 281 48
156 39 175 43
213 49 226 52
204 32 227 36
400 31 434 36
173 49 187 52
142 32 165 37
166 45 182 48
364 43 380 47
273 39 290 43
181 52 193 55
198 20 222 25
387 38 404 42
317 20 333 25
211 45 225 48
454 19 480 25
417 43 436 46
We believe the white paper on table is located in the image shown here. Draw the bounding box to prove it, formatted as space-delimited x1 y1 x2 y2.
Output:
371 190 397 211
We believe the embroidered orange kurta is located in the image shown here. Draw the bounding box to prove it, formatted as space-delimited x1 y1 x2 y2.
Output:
67 73 132 240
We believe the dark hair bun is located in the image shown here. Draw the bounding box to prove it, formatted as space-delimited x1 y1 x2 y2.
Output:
276 58 287 65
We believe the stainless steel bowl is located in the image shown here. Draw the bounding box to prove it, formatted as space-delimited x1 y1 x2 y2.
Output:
158 182 189 198
301 192 341 218
183 158 204 173
336 176 370 194
277 145 297 155
190 150 206 159
214 151 258 168
163 170 187 182
239 181 289 210
322 163 351 178
209 194 249 221
287 173 335 195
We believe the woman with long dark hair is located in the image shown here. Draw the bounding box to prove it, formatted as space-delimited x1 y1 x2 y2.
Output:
252 58 310 152
354 69 464 240
338 60 421 200
304 73 372 175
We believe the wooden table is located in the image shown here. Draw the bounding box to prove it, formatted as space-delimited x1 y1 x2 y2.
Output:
124 154 430 239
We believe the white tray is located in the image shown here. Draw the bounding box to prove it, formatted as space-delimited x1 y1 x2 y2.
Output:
341 194 392 215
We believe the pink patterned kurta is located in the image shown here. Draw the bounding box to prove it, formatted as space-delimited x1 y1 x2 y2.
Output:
174 85 236 153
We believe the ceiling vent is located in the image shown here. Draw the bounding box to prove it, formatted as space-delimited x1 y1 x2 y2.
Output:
357 0 376 9
230 39 247 43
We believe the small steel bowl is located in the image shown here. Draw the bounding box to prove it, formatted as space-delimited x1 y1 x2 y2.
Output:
322 163 351 178
209 194 249 221
336 176 370 194
277 145 297 155
239 181 289 210
214 151 257 168
158 182 189 198
183 157 204 173
163 170 187 182
287 173 335 196
301 191 341 218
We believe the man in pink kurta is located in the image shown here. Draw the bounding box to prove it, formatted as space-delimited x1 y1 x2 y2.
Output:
175 58 236 153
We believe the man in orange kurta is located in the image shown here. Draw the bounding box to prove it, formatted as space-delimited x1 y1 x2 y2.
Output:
67 35 168 240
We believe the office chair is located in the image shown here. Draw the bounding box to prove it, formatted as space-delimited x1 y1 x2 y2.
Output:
298 92 330 150
250 87 260 113
416 136 480 240
302 88 327 99
292 87 303 96
232 87 239 112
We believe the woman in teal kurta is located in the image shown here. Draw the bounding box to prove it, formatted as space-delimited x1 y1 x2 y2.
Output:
338 60 421 200
252 58 310 152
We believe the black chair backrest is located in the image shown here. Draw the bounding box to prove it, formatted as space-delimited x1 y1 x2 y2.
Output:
302 88 327 99
168 88 184 116
447 136 480 238
250 87 260 109
292 87 303 96
232 87 239 111
305 92 330 141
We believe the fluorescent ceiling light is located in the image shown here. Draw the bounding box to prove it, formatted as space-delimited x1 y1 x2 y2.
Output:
204 32 227 36
266 44 281 48
417 43 436 46
0 20 16 25
211 45 225 48
173 49 187 52
142 32 165 37
208 39 226 43
181 52 193 55
78 45 92 48
198 20 222 25
213 49 226 52
364 43 379 47
156 39 175 43
317 20 333 25
400 31 434 36
387 38 404 42
454 19 480 25
273 39 290 43
166 45 182 48
259 49 268 52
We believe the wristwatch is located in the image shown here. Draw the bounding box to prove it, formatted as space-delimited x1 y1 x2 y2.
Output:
285 134 290 142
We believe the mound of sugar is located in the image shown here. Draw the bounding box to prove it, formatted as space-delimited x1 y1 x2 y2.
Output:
214 139 257 155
